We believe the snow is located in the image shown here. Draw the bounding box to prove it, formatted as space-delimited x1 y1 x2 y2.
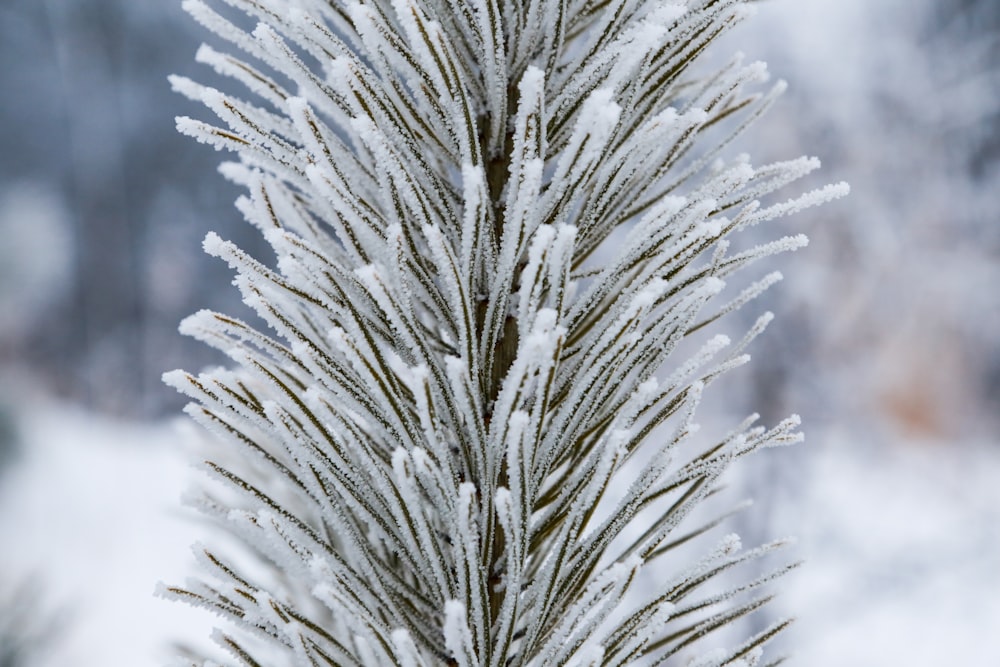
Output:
443 599 475 667
772 436 1000 665
0 402 215 666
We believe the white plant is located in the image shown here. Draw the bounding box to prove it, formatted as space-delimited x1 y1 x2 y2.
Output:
162 0 847 664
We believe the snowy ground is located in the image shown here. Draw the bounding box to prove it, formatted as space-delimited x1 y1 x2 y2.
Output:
0 402 215 666
773 434 1000 665
1 401 998 665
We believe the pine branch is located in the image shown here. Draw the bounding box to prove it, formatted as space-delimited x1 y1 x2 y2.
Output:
164 0 847 664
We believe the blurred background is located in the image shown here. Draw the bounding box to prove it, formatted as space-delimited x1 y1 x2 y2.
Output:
0 0 997 664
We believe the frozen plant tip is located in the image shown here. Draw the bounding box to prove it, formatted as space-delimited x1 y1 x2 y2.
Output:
163 0 847 665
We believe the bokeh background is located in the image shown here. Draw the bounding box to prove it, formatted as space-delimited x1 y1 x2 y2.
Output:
0 0 997 664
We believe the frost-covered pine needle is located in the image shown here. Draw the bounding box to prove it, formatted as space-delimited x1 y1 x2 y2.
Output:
163 0 846 665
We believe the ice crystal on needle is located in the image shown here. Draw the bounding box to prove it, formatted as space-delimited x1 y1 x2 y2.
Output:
163 0 846 664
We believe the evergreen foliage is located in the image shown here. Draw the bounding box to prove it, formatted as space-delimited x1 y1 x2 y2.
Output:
163 0 847 664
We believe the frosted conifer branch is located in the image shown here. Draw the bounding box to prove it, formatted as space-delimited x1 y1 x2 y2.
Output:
166 0 845 664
